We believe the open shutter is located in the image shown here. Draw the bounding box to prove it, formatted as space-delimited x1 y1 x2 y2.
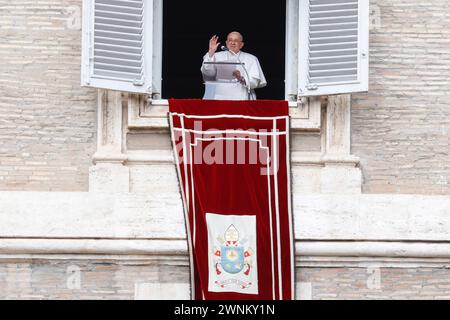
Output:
81 0 154 94
298 0 369 96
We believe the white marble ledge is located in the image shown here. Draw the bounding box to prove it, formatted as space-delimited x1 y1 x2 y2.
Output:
149 99 299 108
0 192 450 242
2 239 450 260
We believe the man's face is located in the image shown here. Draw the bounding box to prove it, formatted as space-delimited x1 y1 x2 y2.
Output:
226 33 244 54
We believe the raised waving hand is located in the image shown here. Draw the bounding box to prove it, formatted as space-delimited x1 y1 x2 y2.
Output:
208 35 220 57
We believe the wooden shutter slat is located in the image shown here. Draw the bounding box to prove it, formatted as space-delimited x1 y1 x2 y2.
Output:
94 57 142 68
309 55 357 64
310 36 358 44
310 23 357 32
310 75 358 83
312 0 356 5
94 49 141 60
311 29 357 37
96 0 143 9
310 4 358 12
94 70 142 81
95 4 143 15
95 30 142 42
95 36 142 47
95 17 143 28
94 44 142 55
310 62 358 70
94 23 142 34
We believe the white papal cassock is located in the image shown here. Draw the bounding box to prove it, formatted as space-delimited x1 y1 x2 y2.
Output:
201 50 267 100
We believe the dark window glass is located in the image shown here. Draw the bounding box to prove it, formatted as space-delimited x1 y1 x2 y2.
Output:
162 1 286 100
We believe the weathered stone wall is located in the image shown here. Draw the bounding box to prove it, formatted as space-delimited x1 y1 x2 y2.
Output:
0 0 450 300
0 192 448 299
0 0 96 191
352 0 450 194
0 0 449 194
2 259 450 300
0 259 189 300
299 267 450 300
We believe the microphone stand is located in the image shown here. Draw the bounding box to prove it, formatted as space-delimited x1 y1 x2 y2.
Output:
222 47 252 100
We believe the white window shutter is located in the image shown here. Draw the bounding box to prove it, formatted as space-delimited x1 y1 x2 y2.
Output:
298 0 369 97
81 0 154 94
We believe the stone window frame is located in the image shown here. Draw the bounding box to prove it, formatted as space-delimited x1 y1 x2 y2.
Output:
128 0 321 132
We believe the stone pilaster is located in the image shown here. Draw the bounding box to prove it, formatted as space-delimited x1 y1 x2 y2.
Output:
321 94 361 194
89 90 129 193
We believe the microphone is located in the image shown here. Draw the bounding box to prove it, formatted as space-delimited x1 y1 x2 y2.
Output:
221 45 239 57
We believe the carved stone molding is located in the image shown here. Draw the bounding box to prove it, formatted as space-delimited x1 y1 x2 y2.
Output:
322 94 360 166
90 90 130 193
91 92 361 193
127 95 322 131
92 90 126 163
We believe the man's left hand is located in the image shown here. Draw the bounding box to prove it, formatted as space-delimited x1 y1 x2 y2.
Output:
233 70 245 84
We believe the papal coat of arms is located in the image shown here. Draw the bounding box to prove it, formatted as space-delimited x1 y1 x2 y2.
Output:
213 224 255 290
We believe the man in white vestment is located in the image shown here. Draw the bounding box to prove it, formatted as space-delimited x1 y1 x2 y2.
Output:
201 31 267 100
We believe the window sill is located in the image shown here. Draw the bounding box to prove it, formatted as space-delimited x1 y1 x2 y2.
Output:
127 95 322 132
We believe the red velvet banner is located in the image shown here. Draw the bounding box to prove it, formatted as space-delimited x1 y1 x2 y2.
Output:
169 99 294 300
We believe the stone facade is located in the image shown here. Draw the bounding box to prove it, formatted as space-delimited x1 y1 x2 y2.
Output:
0 0 97 191
300 267 450 300
3 259 450 300
353 0 450 194
0 0 449 194
0 0 450 300
0 192 449 300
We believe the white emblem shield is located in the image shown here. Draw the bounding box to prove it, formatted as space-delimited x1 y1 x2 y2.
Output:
206 213 258 295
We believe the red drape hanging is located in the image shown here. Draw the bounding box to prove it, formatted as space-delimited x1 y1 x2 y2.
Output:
169 99 294 300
